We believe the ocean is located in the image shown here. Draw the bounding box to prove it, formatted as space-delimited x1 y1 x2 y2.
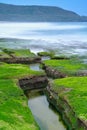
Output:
0 22 87 57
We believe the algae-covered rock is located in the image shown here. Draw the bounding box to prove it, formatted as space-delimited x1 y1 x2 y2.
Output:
43 59 87 76
46 77 87 130
0 48 41 64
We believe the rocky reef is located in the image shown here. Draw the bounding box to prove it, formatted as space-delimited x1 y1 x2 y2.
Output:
42 64 67 78
19 75 48 91
0 57 41 64
45 84 87 130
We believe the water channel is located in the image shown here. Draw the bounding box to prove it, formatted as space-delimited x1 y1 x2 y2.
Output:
28 58 66 130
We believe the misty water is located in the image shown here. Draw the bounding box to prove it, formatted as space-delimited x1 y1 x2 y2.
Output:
0 22 87 58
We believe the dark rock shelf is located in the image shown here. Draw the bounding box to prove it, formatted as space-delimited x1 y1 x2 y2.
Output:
19 75 48 91
0 57 41 64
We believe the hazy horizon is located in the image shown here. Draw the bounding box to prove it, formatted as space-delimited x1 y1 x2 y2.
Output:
0 0 87 15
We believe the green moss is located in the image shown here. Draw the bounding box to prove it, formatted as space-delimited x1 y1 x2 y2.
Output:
0 63 44 79
12 49 35 58
38 51 55 57
44 59 87 76
2 48 14 55
51 55 69 59
0 62 45 129
53 76 87 120
0 51 10 58
0 46 47 129
1 48 35 58
0 59 45 129
0 79 39 130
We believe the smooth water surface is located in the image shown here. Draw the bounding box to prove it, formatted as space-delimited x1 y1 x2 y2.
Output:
28 92 66 130
30 63 42 71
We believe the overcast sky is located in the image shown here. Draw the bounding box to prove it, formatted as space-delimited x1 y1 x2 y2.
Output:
0 0 87 16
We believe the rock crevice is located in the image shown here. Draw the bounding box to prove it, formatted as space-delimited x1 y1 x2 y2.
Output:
0 57 41 64
19 75 48 91
42 64 66 78
45 84 87 130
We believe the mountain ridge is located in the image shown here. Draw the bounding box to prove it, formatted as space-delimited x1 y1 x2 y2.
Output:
0 3 87 22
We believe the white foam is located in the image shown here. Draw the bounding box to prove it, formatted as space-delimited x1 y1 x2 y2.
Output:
0 22 87 56
0 22 87 42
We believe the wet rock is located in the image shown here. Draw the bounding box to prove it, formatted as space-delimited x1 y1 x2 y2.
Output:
51 56 70 60
19 75 48 91
42 64 66 79
0 56 41 64
76 70 87 76
46 84 87 130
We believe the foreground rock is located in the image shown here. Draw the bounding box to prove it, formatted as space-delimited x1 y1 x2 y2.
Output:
19 75 48 91
46 84 87 130
76 70 87 76
42 64 67 78
51 56 70 60
0 56 41 64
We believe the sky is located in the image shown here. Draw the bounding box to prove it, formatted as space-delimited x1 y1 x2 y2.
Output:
0 0 87 16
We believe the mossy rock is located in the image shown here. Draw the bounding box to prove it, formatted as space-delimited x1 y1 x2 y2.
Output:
43 59 87 76
38 51 55 58
53 76 87 122
0 79 39 130
0 48 36 58
0 51 10 58
11 49 35 58
0 63 44 79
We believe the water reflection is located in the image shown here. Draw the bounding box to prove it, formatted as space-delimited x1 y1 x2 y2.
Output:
28 91 66 130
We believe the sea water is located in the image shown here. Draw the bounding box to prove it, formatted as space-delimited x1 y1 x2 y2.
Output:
0 22 87 56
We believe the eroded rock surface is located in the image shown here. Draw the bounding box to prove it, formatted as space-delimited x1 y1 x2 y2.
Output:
0 57 41 64
42 64 66 78
19 75 48 91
